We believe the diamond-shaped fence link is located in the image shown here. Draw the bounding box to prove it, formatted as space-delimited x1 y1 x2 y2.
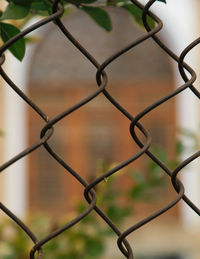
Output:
0 0 199 258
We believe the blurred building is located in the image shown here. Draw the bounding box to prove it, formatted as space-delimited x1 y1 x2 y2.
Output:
27 8 175 214
0 1 200 258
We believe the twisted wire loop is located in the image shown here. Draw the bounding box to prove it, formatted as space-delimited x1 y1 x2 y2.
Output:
0 0 199 258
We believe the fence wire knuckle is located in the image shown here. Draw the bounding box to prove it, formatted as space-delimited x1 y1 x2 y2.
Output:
0 0 199 258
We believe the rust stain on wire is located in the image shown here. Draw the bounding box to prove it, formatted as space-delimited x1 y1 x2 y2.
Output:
0 0 199 258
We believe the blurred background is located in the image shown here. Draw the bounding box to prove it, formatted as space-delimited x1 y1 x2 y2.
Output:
0 0 200 258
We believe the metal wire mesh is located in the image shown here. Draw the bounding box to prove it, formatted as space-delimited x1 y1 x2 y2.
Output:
0 0 199 258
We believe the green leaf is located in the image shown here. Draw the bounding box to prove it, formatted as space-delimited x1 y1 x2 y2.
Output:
30 2 47 11
10 0 31 7
0 22 25 61
81 6 112 32
0 2 30 20
129 183 148 200
122 4 155 29
107 204 131 222
66 0 96 4
151 146 168 162
106 0 128 6
176 140 185 155
77 0 97 3
85 237 105 257
42 0 53 14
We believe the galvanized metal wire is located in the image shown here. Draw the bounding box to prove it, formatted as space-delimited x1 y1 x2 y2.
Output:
0 0 199 258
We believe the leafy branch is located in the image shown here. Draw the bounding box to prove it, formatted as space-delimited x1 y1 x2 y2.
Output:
0 0 166 61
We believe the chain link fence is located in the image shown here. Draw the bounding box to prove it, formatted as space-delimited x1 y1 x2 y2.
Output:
0 0 200 258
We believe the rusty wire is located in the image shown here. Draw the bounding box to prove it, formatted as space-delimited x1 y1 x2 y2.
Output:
0 0 199 258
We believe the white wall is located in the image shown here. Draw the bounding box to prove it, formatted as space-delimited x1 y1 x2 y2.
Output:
152 0 200 228
2 19 42 217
